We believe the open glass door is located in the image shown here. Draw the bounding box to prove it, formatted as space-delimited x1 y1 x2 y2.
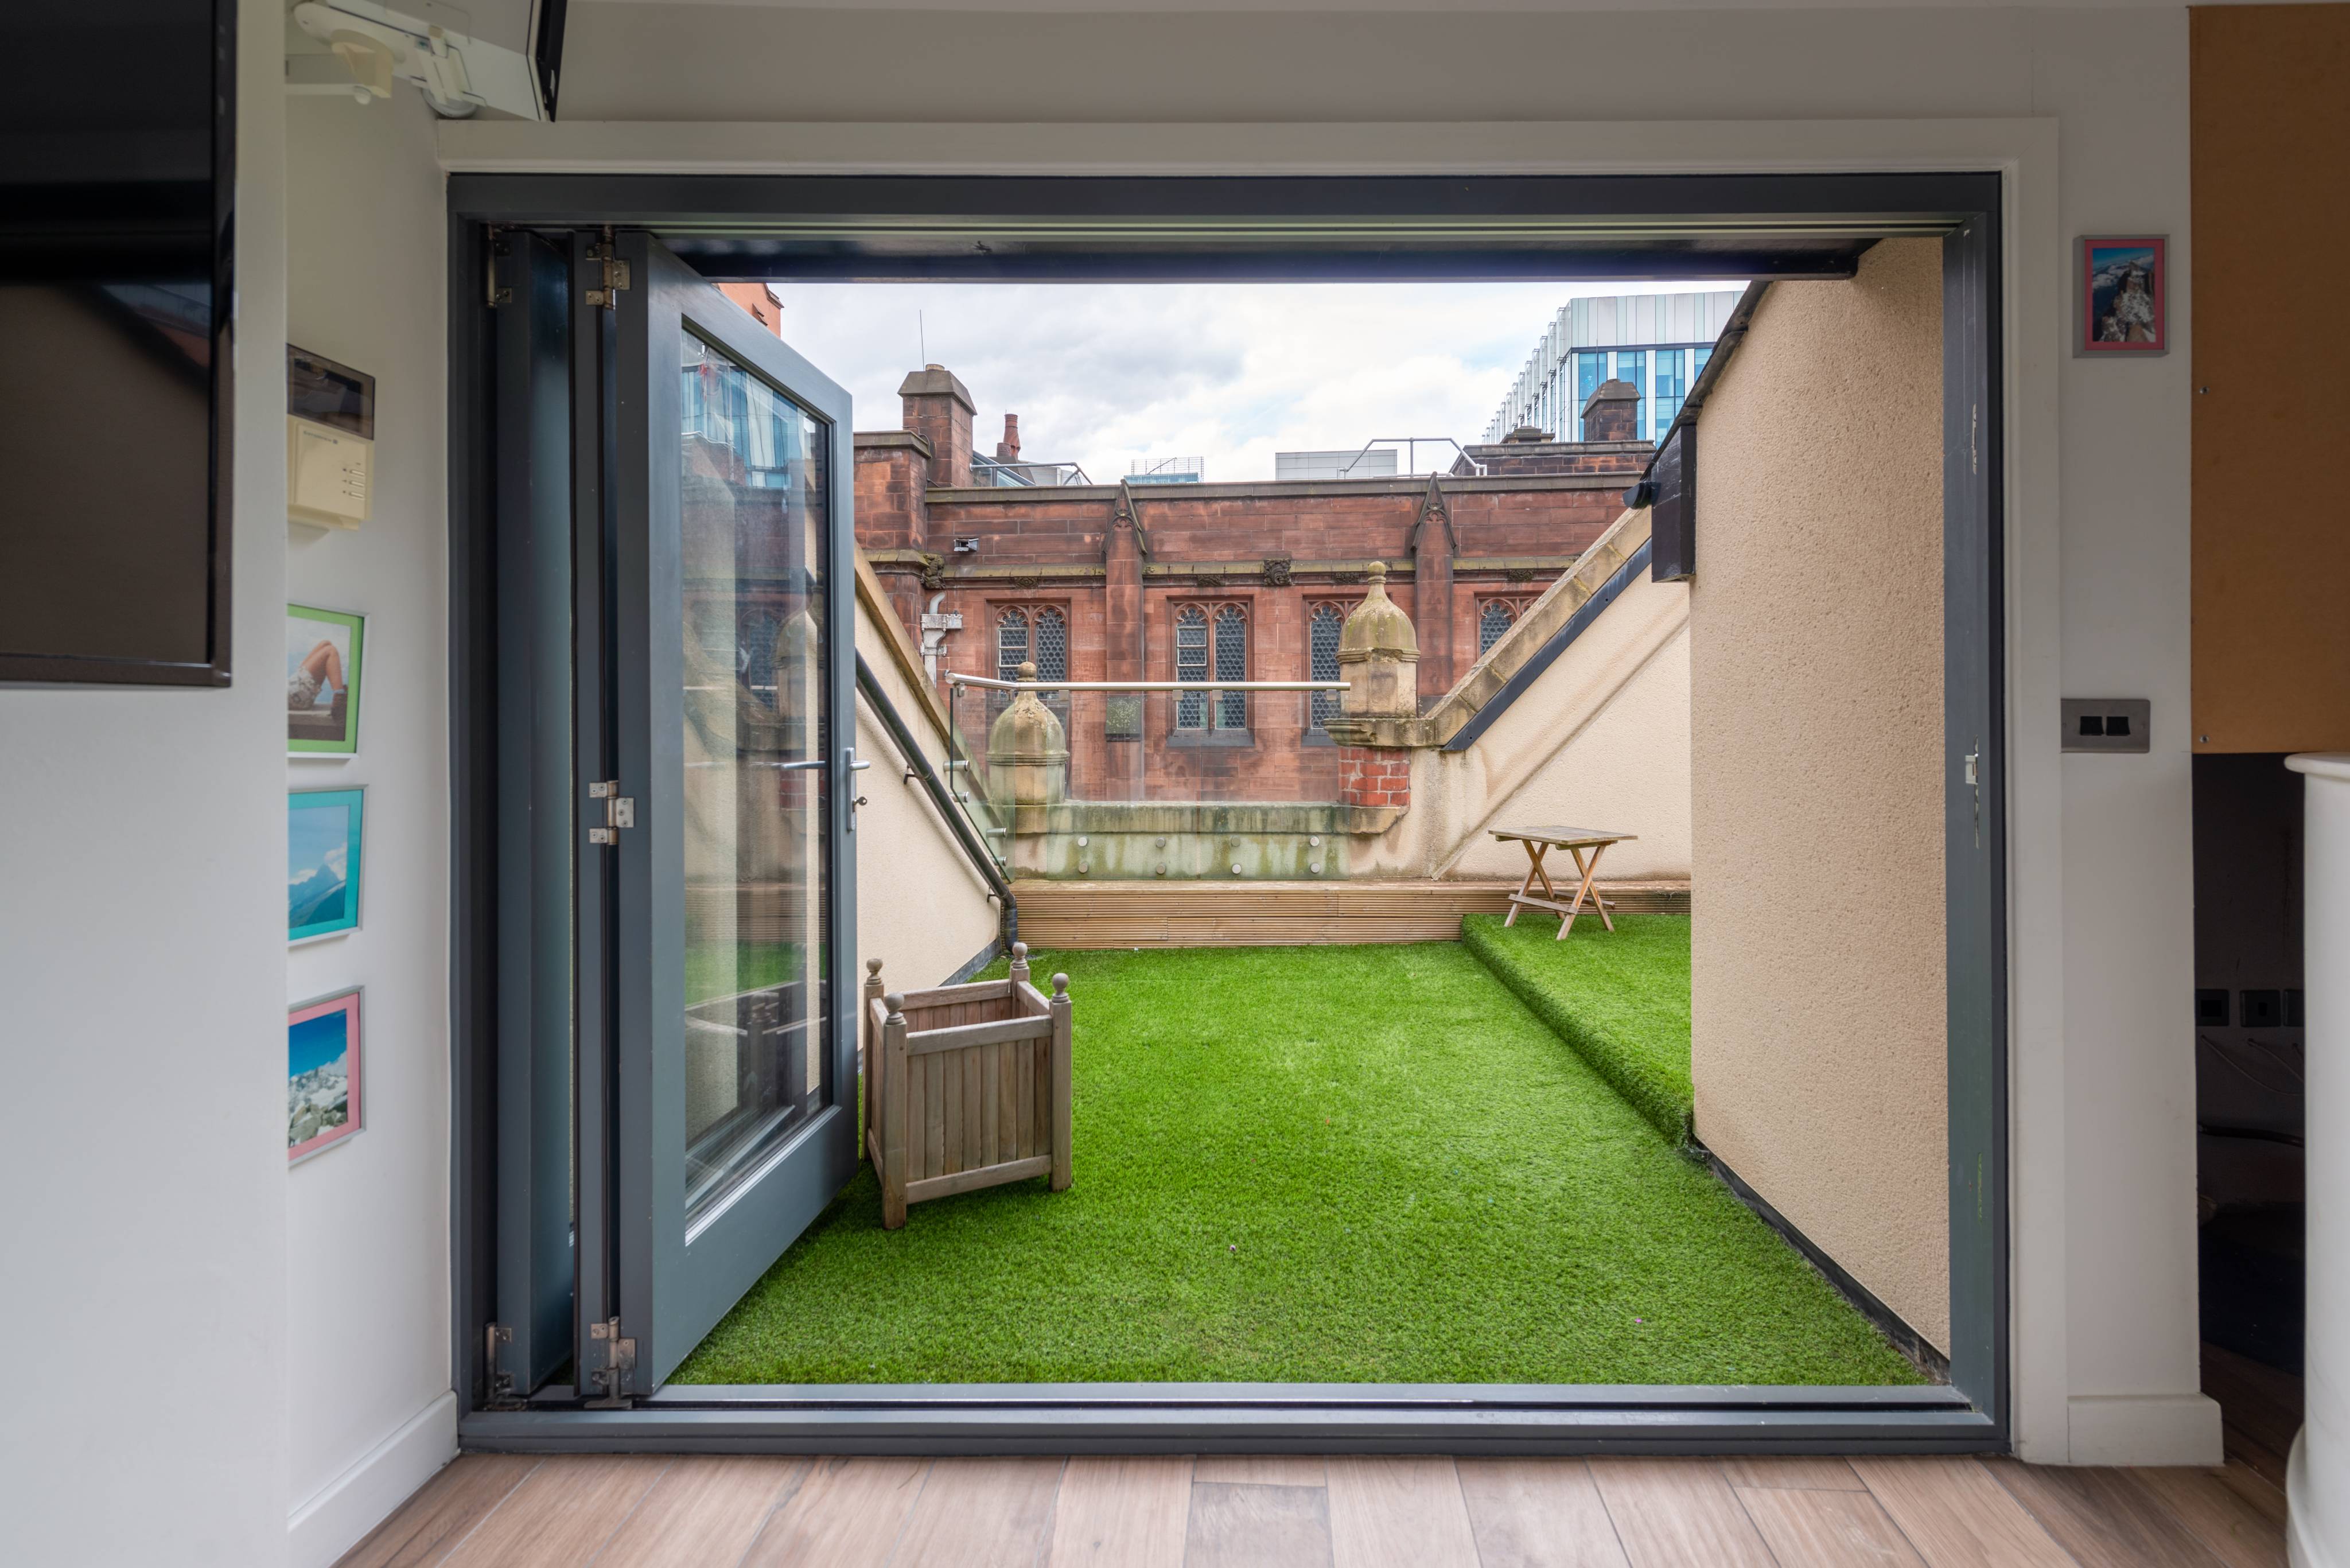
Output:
588 232 858 1396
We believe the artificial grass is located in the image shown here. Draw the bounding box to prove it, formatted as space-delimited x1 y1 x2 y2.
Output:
673 942 1919 1387
1462 913 1694 1147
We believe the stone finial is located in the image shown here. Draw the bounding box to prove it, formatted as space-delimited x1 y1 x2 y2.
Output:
1334 562 1420 726
987 660 1068 837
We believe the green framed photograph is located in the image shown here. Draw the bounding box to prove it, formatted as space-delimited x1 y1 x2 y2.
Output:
287 603 364 755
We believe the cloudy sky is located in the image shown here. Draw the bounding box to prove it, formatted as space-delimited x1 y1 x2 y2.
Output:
762 279 1742 485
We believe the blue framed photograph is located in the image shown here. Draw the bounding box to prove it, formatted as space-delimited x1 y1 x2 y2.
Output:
289 787 364 944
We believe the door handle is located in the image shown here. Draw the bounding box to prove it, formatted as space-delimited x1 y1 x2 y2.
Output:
845 748 870 831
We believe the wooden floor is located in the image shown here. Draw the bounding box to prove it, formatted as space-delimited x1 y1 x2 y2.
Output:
337 1447 2290 1568
341 1341 2297 1568
1010 878 1692 948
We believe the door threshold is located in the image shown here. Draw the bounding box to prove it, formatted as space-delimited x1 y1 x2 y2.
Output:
461 1382 1996 1454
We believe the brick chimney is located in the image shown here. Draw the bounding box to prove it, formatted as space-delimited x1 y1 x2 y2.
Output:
900 365 975 488
1580 378 1641 443
995 413 1021 464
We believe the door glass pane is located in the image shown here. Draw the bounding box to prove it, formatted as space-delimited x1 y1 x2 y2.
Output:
678 329 830 1223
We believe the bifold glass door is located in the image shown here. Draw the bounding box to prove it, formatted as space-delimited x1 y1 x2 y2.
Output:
493 229 858 1403
604 233 859 1394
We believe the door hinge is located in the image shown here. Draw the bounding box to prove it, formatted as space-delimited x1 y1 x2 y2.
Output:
583 242 631 310
586 1317 637 1408
483 1322 526 1410
588 779 635 846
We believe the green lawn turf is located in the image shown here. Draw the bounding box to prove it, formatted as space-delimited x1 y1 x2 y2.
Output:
1462 913 1695 1147
673 942 1919 1387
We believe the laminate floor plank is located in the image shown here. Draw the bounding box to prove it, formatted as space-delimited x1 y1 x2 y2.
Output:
1718 1456 1867 1492
1847 1457 2074 1568
1184 1483 1334 1568
889 1456 1064 1568
1046 1455 1191 1568
1324 1456 1480 1568
1734 1485 1926 1568
1587 1457 1777 1568
587 1456 808 1568
740 1457 930 1568
2130 1468 2289 1568
333 1454 541 1568
1454 1457 1631 1568
438 1456 669 1568
1986 1460 2227 1568
1190 1455 1328 1487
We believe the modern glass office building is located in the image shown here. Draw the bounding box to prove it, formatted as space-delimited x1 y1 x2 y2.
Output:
1483 290 1744 443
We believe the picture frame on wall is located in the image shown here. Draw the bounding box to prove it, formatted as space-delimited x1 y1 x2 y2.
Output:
289 787 364 944
2076 235 2168 356
286 603 365 755
288 988 363 1164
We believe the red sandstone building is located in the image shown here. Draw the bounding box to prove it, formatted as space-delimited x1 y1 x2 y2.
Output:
854 363 1651 801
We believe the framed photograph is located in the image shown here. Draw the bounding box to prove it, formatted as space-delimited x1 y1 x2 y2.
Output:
287 604 364 754
289 988 363 1164
2077 236 2168 356
289 787 364 944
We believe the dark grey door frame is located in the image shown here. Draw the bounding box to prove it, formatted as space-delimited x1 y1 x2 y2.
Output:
448 172 2007 1453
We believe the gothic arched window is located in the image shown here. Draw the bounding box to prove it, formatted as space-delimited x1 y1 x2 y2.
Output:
1309 603 1345 730
1479 599 1518 656
1031 606 1068 684
1213 605 1248 729
1174 605 1209 730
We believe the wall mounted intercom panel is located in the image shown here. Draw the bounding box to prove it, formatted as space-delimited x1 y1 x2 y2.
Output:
287 347 375 530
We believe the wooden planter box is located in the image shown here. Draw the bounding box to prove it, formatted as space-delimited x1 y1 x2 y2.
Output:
862 943 1072 1229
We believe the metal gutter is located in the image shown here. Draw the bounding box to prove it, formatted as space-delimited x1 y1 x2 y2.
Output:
855 651 1017 951
1623 278 1773 501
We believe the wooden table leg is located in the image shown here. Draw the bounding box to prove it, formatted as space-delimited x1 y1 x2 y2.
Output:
1557 842 1616 937
1504 841 1550 927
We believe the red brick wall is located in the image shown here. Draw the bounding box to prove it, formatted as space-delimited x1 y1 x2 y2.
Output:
1337 746 1412 810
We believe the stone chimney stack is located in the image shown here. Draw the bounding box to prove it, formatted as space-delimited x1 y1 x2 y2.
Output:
995 413 1022 464
1580 378 1642 443
900 364 976 487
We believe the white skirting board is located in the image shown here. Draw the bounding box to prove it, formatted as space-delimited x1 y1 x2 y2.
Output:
2064 1392 2224 1466
287 1391 459 1568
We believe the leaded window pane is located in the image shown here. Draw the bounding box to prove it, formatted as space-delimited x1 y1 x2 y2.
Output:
993 609 1028 720
1032 606 1068 683
1175 606 1208 729
1214 605 1248 730
1480 600 1515 656
1310 604 1344 729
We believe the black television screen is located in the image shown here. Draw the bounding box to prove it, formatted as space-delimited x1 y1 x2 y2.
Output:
0 2 235 685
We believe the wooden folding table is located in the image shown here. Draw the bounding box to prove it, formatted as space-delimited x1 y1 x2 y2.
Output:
1492 825 1637 937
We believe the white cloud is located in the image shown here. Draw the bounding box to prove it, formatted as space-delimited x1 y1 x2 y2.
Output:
762 278 1741 485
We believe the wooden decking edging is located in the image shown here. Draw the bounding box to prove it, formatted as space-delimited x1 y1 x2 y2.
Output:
1011 878 1691 948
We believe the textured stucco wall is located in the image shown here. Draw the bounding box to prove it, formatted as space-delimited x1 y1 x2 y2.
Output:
855 596 1004 991
1425 582 1692 885
1688 239 1949 1350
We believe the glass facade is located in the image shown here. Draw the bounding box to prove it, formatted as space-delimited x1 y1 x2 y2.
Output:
1484 290 1742 445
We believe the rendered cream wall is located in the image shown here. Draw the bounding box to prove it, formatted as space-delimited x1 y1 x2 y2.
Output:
0 6 290 1565
282 93 456 1568
1689 240 1950 1350
1374 567 1691 883
856 596 1004 989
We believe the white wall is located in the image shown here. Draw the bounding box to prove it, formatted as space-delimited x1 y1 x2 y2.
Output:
443 0 2213 1464
281 93 457 1568
0 6 290 1565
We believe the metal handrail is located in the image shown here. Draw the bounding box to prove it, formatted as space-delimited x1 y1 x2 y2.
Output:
1332 436 1487 478
855 652 1017 950
947 674 1344 693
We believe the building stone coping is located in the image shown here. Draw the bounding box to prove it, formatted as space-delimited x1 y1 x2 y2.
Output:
853 429 934 457
1037 800 1403 837
918 473 1635 504
853 546 956 743
864 554 1580 583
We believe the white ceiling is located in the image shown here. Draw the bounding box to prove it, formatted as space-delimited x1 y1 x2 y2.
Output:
585 0 2295 11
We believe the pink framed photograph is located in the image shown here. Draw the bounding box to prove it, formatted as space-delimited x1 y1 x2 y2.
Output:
2077 235 2168 356
288 989 363 1164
